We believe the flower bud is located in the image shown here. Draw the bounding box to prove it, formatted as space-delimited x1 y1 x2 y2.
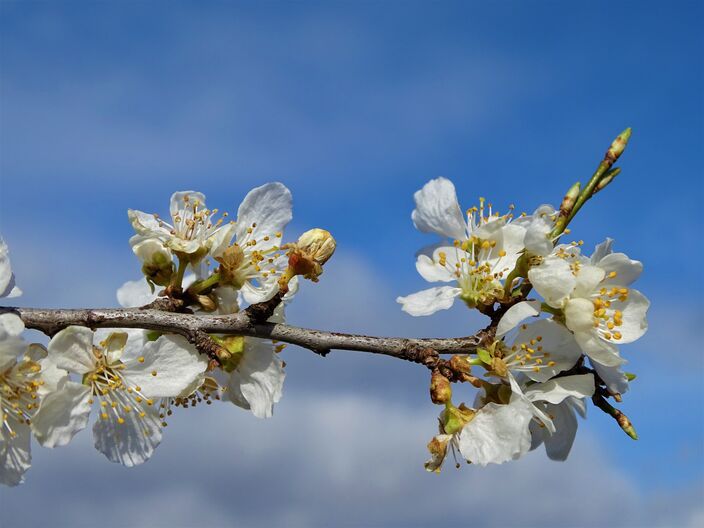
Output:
594 167 620 195
133 238 174 287
605 127 632 164
430 370 452 404
280 229 337 291
559 181 581 217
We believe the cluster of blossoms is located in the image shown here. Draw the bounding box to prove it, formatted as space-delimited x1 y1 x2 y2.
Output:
0 183 336 485
396 169 649 469
0 128 649 483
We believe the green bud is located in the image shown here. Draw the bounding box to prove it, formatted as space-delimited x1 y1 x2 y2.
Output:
605 127 632 164
560 181 581 216
594 167 621 195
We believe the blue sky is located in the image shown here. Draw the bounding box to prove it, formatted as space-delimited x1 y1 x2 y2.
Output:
0 2 702 527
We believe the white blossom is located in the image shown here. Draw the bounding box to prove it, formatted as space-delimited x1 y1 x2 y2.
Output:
32 327 208 466
128 190 235 262
0 315 62 485
528 240 649 369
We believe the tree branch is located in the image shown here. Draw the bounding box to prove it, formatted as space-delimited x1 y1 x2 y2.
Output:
1 306 489 369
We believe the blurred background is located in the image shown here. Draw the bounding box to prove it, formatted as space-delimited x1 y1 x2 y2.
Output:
0 1 702 526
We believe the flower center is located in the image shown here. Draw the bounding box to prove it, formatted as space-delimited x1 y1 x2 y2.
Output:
0 359 42 439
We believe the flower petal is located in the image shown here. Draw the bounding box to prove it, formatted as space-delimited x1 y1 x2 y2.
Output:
573 264 605 298
93 403 162 467
598 253 643 286
574 330 625 366
457 399 533 466
542 401 578 461
0 422 31 486
0 237 21 299
396 286 460 317
415 253 455 283
117 279 158 308
47 326 96 375
527 256 576 308
496 300 541 337
610 289 649 344
526 374 596 405
411 178 467 240
523 205 556 257
124 336 208 399
32 381 92 448
591 360 629 395
590 238 614 264
515 319 582 382
226 338 285 419
236 182 293 243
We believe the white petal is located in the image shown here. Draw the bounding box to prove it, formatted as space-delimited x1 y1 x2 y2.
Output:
170 191 207 218
564 298 597 333
226 338 285 419
0 422 31 486
590 238 614 264
236 183 293 243
574 330 625 366
515 319 582 382
0 237 21 299
527 256 576 308
396 286 460 317
0 313 23 340
592 360 629 395
610 289 649 344
127 209 170 238
411 178 467 240
241 278 280 304
415 254 455 283
542 401 578 461
496 300 541 337
31 381 92 448
47 326 96 375
526 374 596 405
573 265 605 298
523 205 556 256
117 279 158 308
598 253 643 286
457 399 533 466
124 336 208 399
207 223 236 258
93 403 162 467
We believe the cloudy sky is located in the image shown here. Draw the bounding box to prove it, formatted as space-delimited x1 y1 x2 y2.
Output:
0 1 702 527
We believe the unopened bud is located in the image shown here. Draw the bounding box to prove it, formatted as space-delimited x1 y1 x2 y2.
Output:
430 370 452 404
194 294 217 312
560 181 581 216
279 229 337 292
134 238 174 287
616 411 638 440
594 167 620 195
605 127 632 164
294 228 336 269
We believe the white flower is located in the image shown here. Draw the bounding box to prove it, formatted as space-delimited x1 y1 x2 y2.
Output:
0 314 62 486
0 237 21 298
528 240 649 368
217 182 293 304
32 327 208 466
128 190 235 260
215 336 285 419
401 178 542 316
493 301 583 383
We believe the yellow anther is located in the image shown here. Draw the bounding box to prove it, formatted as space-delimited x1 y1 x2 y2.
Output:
151 370 157 377
138 356 145 363
608 271 618 279
101 413 108 420
117 417 125 425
